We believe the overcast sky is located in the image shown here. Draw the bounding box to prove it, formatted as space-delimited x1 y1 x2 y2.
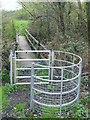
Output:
1 0 87 11
1 0 22 11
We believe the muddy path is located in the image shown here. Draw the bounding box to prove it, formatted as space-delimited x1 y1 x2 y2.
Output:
2 36 36 118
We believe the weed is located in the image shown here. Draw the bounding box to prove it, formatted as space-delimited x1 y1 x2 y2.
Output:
81 75 88 88
3 83 18 94
71 101 88 118
0 87 2 111
47 84 55 91
41 107 59 118
2 86 9 110
34 91 41 96
36 69 48 76
2 68 10 83
14 102 26 118
14 102 26 111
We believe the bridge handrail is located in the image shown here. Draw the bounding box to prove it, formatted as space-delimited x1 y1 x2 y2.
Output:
25 29 39 44
25 29 48 51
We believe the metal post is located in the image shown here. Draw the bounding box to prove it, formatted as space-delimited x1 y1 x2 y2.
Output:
60 68 63 116
51 50 54 80
77 63 82 101
14 52 16 84
30 62 34 109
10 50 12 84
48 51 51 80
72 55 74 78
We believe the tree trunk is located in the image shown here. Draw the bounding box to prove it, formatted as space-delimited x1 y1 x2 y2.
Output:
58 2 65 36
46 5 50 39
77 0 82 32
86 2 90 81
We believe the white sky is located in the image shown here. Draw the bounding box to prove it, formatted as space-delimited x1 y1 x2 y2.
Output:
1 0 22 11
1 0 88 11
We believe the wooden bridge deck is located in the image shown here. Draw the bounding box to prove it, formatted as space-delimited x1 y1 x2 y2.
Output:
17 36 35 67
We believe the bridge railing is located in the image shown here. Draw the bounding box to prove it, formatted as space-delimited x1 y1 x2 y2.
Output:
25 29 48 59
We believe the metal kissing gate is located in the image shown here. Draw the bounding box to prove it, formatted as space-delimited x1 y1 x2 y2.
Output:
10 50 82 116
10 50 51 85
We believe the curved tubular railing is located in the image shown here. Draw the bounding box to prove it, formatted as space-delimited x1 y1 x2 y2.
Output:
30 51 82 116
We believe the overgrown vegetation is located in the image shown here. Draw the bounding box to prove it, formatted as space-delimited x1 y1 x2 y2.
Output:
71 101 88 118
36 69 48 76
14 20 29 35
41 107 59 118
1 1 89 119
2 12 16 84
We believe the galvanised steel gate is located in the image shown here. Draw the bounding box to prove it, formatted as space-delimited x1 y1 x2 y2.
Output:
30 50 82 116
10 50 82 116
10 50 51 85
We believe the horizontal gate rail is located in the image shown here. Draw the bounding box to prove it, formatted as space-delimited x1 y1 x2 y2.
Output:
16 68 49 70
16 59 49 61
15 50 50 52
13 50 51 85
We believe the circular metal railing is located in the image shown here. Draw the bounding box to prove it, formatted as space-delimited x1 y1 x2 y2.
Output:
30 50 82 117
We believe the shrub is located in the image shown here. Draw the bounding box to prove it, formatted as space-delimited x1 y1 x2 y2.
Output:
71 102 88 118
2 68 10 84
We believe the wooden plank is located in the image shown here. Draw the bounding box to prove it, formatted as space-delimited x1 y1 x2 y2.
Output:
25 33 37 50
25 29 39 44
25 29 48 51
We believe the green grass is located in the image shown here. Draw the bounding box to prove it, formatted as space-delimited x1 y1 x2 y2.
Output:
41 107 59 118
14 20 29 35
0 87 2 111
13 102 27 118
14 102 26 111
1 86 9 110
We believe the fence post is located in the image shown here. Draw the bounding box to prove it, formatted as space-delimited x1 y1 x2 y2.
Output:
48 51 51 80
60 68 63 116
72 55 74 78
10 50 13 84
30 62 34 109
51 50 54 80
14 52 16 84
77 62 82 101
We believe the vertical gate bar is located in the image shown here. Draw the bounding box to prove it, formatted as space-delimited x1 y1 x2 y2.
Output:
77 62 82 101
14 51 16 84
72 55 74 78
10 50 12 84
60 68 63 116
51 50 54 80
30 63 34 109
48 51 51 80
